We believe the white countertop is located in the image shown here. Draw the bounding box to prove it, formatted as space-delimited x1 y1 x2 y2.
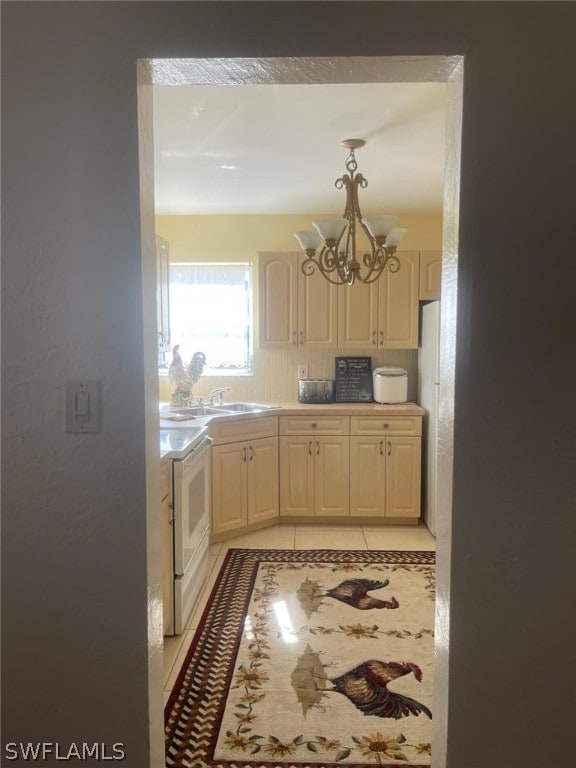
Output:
160 426 208 460
159 400 425 436
269 400 425 415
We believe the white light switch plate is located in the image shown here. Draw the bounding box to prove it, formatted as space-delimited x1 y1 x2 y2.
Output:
297 364 308 380
66 380 102 433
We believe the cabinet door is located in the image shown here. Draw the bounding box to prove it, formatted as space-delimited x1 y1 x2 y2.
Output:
247 437 279 525
337 280 379 348
378 251 419 349
314 437 350 517
349 437 386 517
211 443 248 536
160 493 173 635
279 437 314 516
258 252 298 348
297 254 338 349
385 436 421 518
419 250 442 300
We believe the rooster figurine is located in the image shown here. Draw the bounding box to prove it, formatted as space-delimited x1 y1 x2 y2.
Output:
325 578 399 611
330 660 432 720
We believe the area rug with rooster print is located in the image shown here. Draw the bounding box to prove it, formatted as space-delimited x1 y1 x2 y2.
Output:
165 548 435 768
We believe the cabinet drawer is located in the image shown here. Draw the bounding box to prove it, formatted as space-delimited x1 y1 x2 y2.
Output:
160 460 170 501
210 415 278 445
350 416 422 436
279 415 349 435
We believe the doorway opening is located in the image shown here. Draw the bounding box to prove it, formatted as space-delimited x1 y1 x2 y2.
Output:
138 55 463 767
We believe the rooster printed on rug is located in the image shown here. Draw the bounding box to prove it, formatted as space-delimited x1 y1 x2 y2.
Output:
165 549 435 768
297 576 400 616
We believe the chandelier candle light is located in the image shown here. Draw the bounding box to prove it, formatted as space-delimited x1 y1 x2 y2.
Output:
294 139 407 286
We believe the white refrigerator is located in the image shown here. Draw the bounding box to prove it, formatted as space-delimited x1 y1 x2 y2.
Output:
418 301 440 537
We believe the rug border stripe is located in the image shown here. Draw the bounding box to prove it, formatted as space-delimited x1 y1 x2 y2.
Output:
164 547 235 718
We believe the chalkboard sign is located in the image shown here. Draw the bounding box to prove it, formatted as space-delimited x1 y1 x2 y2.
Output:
334 357 373 402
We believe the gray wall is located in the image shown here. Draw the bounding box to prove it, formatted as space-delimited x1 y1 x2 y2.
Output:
2 3 575 767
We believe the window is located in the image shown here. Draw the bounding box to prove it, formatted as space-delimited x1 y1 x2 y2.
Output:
166 263 253 375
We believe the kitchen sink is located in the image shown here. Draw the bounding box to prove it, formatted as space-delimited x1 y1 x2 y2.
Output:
183 406 225 416
160 406 223 419
160 402 280 420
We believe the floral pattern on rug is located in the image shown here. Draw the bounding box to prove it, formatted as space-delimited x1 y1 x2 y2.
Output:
220 561 433 765
165 549 435 768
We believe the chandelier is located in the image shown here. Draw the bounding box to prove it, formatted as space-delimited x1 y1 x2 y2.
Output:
294 139 407 286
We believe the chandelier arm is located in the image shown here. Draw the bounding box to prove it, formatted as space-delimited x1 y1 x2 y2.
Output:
301 246 354 286
338 174 353 222
300 257 318 277
362 254 387 284
350 173 367 220
359 217 375 245
361 248 402 284
323 245 353 284
386 251 401 273
361 249 383 283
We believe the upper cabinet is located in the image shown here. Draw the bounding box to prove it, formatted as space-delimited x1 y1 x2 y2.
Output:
258 252 337 349
337 251 420 349
156 235 171 359
259 250 433 352
419 250 442 300
379 250 420 348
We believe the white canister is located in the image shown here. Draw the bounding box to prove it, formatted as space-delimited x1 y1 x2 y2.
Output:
372 367 408 403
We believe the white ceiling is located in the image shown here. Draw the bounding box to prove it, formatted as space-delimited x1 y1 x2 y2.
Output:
152 81 448 216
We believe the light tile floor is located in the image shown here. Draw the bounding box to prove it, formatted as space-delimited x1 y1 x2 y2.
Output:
163 522 435 703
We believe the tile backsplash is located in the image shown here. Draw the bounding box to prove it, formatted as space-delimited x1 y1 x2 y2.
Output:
159 347 418 404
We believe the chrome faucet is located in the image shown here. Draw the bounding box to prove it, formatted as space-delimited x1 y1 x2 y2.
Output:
201 387 231 405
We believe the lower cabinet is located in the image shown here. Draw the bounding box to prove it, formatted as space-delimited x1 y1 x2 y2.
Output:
279 435 350 517
350 435 421 519
209 411 422 538
279 415 350 517
349 416 422 520
211 435 279 538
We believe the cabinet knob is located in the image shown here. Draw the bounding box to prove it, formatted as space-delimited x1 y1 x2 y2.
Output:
383 423 389 429
311 422 317 429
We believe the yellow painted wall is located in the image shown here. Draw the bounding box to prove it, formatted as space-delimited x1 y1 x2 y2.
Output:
155 212 443 262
